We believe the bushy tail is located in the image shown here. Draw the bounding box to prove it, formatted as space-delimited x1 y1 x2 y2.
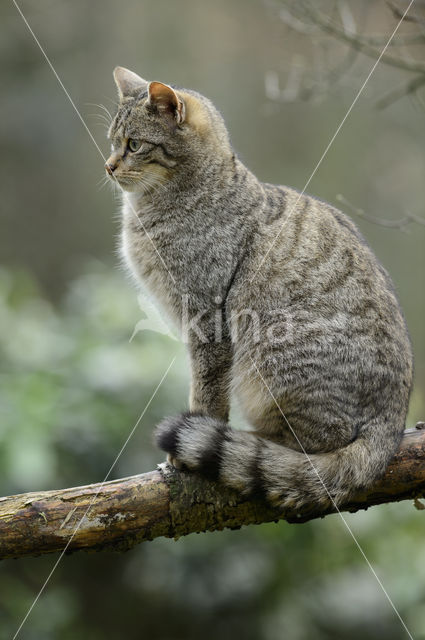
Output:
155 412 403 510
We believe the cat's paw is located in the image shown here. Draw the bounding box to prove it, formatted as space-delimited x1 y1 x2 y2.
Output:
166 452 184 470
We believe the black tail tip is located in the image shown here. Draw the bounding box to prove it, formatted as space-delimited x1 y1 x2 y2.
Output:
154 412 206 455
154 416 181 455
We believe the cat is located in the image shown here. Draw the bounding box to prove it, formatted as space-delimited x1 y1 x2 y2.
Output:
106 66 413 511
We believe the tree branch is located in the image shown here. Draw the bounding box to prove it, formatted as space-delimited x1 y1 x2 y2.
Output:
1 427 425 560
273 1 425 106
299 2 425 76
375 74 425 109
336 194 425 231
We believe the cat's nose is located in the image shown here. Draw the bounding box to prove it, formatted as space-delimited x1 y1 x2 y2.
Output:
105 154 120 175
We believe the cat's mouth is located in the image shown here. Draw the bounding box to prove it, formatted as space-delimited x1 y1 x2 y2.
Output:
106 165 169 194
105 170 141 192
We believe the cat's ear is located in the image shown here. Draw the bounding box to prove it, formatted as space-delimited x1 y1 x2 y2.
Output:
147 82 185 125
113 67 148 100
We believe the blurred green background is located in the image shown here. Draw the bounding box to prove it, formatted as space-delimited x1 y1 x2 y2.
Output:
1 1 424 638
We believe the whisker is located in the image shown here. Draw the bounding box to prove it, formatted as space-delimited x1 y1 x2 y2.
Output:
85 102 113 123
87 118 110 132
87 113 112 125
98 103 113 120
96 174 111 191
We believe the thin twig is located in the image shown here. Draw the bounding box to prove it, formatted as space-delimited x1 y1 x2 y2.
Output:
336 194 425 231
376 74 425 108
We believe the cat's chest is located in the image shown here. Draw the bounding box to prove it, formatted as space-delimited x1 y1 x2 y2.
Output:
121 201 183 326
122 207 166 277
120 194 242 326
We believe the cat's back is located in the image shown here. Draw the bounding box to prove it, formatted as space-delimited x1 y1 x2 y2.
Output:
233 184 412 374
248 185 401 313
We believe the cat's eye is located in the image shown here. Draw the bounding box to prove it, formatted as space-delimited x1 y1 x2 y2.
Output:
128 138 142 152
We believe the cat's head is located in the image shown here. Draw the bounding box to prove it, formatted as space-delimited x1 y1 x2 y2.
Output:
105 67 231 193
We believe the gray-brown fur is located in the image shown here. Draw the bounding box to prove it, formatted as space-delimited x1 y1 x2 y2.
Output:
106 67 413 511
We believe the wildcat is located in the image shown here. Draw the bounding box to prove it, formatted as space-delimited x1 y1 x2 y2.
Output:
106 66 413 510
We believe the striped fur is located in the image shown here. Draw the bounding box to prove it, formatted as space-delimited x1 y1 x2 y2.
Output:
108 68 413 511
155 412 404 509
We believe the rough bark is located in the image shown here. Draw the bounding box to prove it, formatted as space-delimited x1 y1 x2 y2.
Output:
1 428 425 560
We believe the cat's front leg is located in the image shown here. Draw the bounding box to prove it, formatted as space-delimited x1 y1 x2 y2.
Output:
188 339 232 422
160 335 232 471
